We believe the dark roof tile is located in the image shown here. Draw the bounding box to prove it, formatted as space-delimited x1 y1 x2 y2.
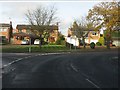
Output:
0 23 10 27
16 25 58 30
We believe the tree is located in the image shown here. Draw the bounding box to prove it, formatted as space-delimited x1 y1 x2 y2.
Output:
56 32 65 45
25 5 58 47
8 21 13 43
72 17 94 48
87 1 119 48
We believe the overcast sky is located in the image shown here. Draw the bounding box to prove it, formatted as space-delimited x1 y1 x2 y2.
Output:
0 0 115 35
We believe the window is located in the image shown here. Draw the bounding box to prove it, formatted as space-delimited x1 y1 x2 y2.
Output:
0 28 7 32
3 28 7 32
0 28 2 32
92 32 97 35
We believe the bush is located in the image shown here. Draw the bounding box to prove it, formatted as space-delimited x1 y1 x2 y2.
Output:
98 37 104 46
49 42 56 45
55 39 61 45
61 40 66 45
96 42 102 46
90 42 95 49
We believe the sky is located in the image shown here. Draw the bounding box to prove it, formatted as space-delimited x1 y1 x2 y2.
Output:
0 0 115 36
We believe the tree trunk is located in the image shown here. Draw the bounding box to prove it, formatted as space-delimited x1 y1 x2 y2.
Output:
106 40 110 49
82 36 86 49
39 35 42 48
106 29 112 49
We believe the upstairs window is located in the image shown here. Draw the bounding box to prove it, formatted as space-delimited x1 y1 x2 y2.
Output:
92 32 97 35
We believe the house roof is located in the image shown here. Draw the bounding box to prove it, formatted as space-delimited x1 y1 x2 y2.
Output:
13 32 38 38
0 23 10 27
16 25 58 30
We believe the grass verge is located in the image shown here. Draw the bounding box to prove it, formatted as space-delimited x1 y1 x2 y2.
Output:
1 45 119 53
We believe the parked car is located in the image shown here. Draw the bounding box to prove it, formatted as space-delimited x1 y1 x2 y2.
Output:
21 40 29 45
34 39 40 45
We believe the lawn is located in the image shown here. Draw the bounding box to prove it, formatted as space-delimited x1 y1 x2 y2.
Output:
1 44 119 53
1 45 70 53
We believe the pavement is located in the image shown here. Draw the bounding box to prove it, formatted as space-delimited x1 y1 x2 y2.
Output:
1 51 119 88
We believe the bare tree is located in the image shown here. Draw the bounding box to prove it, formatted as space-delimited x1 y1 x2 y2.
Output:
25 5 58 47
72 16 94 48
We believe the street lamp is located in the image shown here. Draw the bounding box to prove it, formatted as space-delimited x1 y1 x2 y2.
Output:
75 36 77 50
70 36 72 50
29 38 31 53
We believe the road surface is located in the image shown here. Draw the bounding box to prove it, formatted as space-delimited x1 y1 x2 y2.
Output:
2 51 119 88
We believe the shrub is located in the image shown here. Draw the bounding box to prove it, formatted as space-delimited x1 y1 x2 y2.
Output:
55 39 61 45
96 42 102 46
49 42 56 45
90 42 95 49
98 37 104 46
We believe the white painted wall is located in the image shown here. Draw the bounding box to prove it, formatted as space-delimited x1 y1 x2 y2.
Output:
112 40 120 47
85 38 98 44
89 39 98 44
66 37 79 46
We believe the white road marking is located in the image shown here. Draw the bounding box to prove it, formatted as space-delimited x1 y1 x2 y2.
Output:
3 64 8 67
2 52 64 68
3 58 23 68
27 56 32 58
86 79 100 88
111 56 118 60
70 63 78 72
35 55 39 56
24 57 28 59
70 63 100 88
11 68 16 71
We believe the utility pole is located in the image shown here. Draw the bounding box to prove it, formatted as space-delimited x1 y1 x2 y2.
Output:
29 38 31 53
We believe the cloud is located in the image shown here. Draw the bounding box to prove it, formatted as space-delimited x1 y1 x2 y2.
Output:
0 2 53 28
0 1 101 35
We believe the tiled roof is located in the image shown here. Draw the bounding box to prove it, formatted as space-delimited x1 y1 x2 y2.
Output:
0 23 10 27
16 25 58 30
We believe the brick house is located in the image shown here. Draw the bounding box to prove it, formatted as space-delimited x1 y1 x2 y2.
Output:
0 22 13 43
0 23 10 40
12 24 59 44
67 28 100 45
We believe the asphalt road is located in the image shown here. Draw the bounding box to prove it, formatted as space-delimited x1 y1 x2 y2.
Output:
2 51 119 88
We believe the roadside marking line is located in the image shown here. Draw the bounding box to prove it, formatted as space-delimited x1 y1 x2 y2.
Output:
70 63 100 88
24 57 28 59
35 55 39 56
2 53 64 68
86 79 100 88
111 56 118 60
3 64 8 67
11 68 16 71
27 56 32 58
70 63 78 72
3 58 23 68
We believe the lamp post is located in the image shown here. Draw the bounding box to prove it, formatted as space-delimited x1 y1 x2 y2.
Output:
70 36 72 50
29 38 31 53
75 36 77 50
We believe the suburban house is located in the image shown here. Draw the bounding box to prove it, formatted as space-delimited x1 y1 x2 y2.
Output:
12 24 59 45
0 21 13 44
67 27 100 46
